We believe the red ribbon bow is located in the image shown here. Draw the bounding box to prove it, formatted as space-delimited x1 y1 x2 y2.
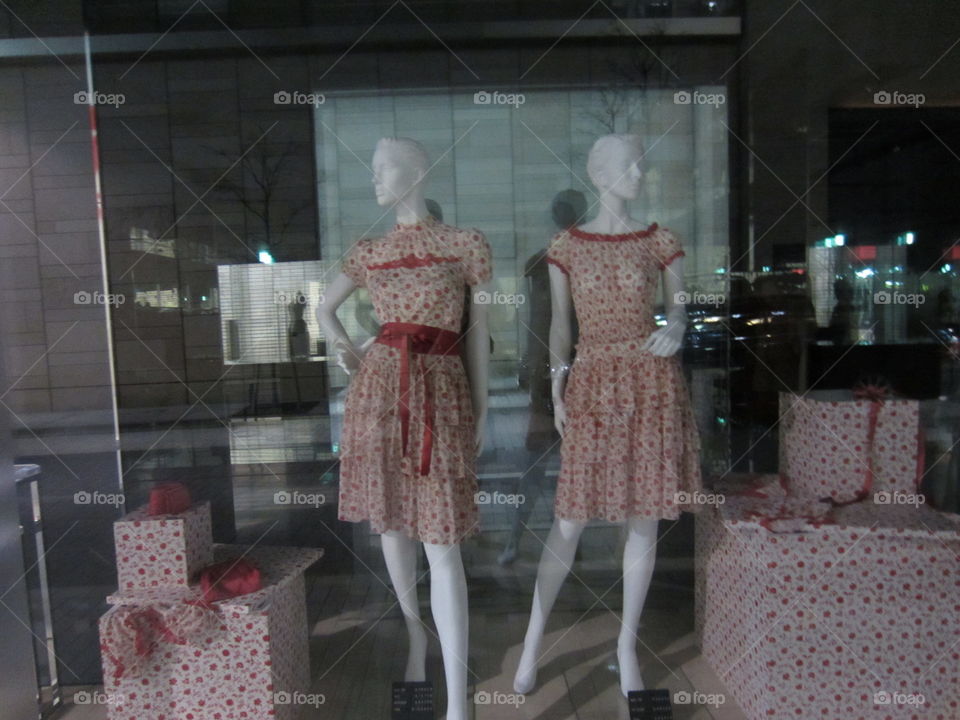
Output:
852 381 891 403
374 322 462 476
101 601 221 679
192 557 262 605
147 481 192 516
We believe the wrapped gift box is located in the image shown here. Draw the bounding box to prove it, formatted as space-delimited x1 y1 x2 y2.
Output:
696 485 960 719
779 391 923 503
114 501 214 590
99 544 321 720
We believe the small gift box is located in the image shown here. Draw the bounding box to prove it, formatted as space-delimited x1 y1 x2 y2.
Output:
100 545 322 720
779 388 924 504
113 500 213 591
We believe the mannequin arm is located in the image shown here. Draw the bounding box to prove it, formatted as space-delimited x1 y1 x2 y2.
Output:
641 256 688 357
466 283 491 455
547 264 574 433
316 272 370 374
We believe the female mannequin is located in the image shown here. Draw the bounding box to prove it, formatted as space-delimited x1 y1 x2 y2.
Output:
318 137 491 720
513 134 702 697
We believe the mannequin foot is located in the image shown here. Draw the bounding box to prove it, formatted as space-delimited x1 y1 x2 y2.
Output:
404 624 428 682
442 700 468 720
513 640 539 694
616 638 644 697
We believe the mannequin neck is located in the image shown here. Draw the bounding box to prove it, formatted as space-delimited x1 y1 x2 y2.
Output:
585 193 639 234
394 195 431 226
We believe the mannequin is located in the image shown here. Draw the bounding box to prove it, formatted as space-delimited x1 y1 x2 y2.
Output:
513 134 702 697
317 137 491 720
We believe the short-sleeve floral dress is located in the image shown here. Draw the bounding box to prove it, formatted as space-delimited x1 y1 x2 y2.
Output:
546 222 702 522
338 214 492 545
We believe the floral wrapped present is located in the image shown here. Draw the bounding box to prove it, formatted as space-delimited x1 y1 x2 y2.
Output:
113 499 214 591
696 492 960 719
99 544 322 720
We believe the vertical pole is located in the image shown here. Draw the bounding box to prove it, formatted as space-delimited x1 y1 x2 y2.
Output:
84 32 125 499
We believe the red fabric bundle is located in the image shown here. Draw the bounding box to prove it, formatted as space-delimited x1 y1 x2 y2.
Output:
195 558 262 604
101 602 220 679
147 482 192 516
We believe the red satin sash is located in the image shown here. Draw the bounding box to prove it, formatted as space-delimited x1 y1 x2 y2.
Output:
374 322 461 476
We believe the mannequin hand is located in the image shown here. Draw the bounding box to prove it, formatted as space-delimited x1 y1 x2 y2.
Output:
334 337 375 375
553 396 567 436
551 371 569 435
473 409 486 457
641 319 686 357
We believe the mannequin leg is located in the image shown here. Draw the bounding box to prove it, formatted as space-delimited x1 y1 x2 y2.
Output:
423 542 469 720
514 517 586 694
617 516 658 696
381 531 428 682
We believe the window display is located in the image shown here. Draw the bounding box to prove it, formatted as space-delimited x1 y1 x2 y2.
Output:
6 7 960 720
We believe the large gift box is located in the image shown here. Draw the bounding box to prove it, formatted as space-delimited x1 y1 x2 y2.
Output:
696 476 960 719
113 500 214 590
99 544 321 720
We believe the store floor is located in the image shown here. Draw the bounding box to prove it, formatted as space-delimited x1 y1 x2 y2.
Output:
56 613 743 719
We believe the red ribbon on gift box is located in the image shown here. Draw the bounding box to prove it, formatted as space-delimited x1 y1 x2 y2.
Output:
100 601 221 679
192 557 262 606
743 501 836 532
851 380 891 403
101 558 262 680
147 481 192 515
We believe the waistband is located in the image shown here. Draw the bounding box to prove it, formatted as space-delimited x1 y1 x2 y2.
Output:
374 322 461 355
373 322 462 476
575 336 655 357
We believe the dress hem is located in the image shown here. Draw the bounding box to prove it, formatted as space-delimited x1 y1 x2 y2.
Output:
337 512 481 545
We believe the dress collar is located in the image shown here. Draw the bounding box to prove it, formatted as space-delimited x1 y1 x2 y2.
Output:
568 222 659 241
392 214 439 234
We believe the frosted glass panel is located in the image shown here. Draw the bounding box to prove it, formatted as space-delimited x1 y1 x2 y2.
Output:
314 85 730 362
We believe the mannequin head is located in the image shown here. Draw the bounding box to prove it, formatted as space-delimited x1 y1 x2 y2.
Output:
372 137 430 209
586 134 645 200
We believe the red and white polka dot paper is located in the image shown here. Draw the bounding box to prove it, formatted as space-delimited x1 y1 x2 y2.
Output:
697 490 960 719
779 393 923 504
100 544 321 720
113 501 214 591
